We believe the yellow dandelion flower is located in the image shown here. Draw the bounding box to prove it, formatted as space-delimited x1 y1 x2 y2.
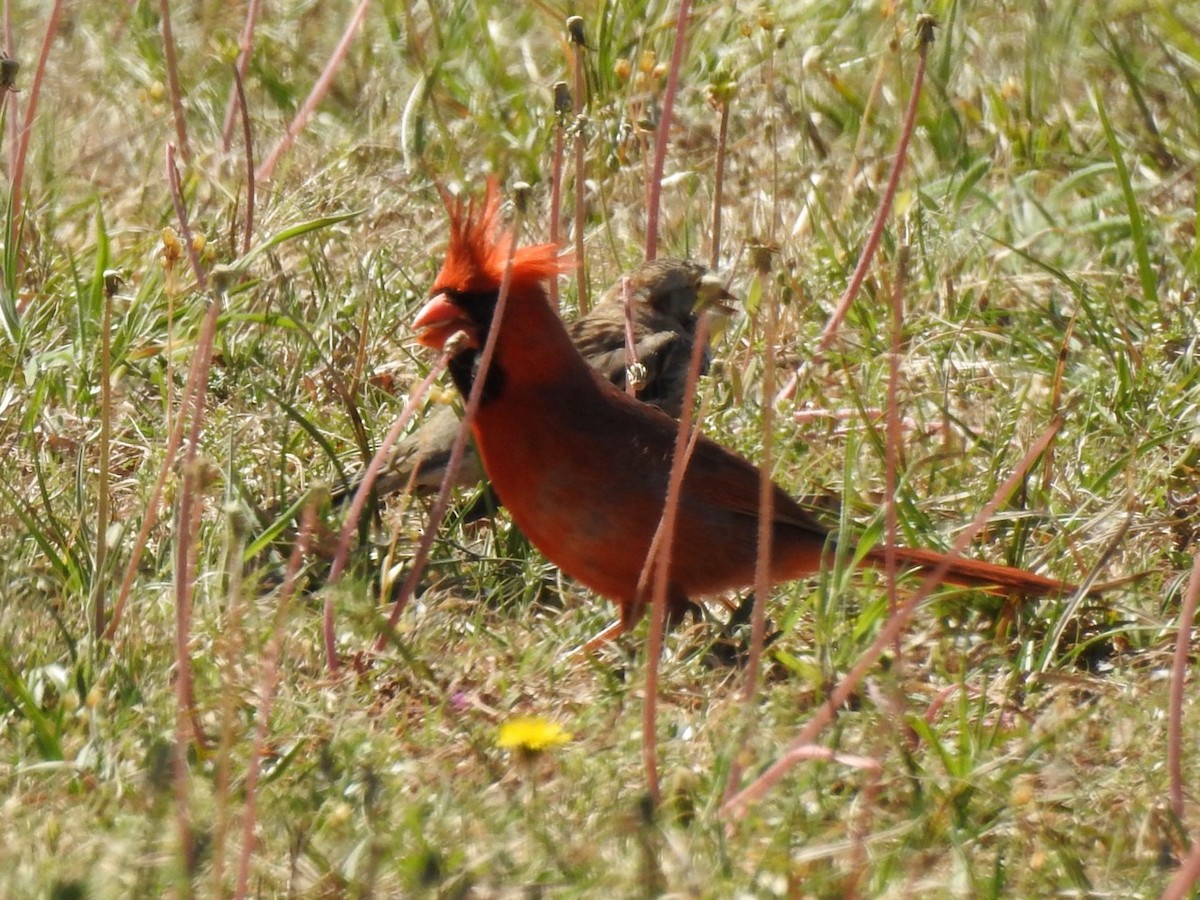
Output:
497 716 572 753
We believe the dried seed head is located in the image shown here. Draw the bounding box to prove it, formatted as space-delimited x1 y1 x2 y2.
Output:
512 182 532 216
553 81 572 115
706 79 738 107
566 16 587 47
749 243 776 276
0 53 19 91
915 14 938 46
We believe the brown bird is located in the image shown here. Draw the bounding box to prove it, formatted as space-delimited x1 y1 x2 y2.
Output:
412 181 1085 641
342 257 732 503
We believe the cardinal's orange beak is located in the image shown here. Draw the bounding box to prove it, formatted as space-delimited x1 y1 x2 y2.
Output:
412 293 479 350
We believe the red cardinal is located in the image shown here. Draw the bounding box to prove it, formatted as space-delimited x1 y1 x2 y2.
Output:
413 182 1080 638
339 258 731 503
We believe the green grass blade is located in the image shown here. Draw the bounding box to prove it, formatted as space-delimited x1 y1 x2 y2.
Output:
1092 86 1158 309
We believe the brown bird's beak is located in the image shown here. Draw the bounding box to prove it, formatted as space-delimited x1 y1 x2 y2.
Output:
413 293 480 350
697 272 738 316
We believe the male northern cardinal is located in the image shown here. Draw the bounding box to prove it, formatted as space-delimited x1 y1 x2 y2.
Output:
412 181 1082 637
343 258 732 502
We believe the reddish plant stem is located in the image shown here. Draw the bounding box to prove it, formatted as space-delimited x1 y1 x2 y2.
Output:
885 245 910 653
173 164 215 756
641 312 712 805
374 190 527 652
721 254 776 805
171 493 196 892
1168 550 1200 819
221 0 262 152
165 144 209 290
210 513 248 894
10 0 64 229
171 238 223 872
159 0 190 163
324 355 448 670
722 417 1062 819
571 47 589 312
256 0 370 183
548 81 569 307
106 144 211 639
838 52 888 217
234 503 317 900
644 0 693 261
1163 833 1200 900
775 17 934 405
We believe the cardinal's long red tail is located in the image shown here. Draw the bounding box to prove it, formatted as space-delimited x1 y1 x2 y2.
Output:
866 545 1079 596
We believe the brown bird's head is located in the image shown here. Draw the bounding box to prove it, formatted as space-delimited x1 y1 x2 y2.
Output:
623 257 736 325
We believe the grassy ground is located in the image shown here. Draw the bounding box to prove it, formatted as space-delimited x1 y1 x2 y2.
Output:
2 0 1199 896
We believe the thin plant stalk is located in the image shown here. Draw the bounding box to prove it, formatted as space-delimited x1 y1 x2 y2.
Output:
641 312 712 805
164 144 210 291
171 490 197 895
107 309 214 639
106 144 212 639
375 185 529 652
721 417 1063 819
549 81 569 307
775 16 935 405
721 250 776 804
256 0 370 183
159 0 190 162
764 17 779 241
93 270 115 640
1168 550 1200 819
708 90 731 269
569 23 590 313
621 276 639 398
1041 314 1076 498
172 289 222 868
644 0 693 261
10 0 64 229
211 506 249 895
838 52 888 216
885 244 910 652
221 0 262 152
233 67 255 256
234 503 318 900
3 0 15 158
324 355 449 670
175 293 223 753
1163 834 1200 900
